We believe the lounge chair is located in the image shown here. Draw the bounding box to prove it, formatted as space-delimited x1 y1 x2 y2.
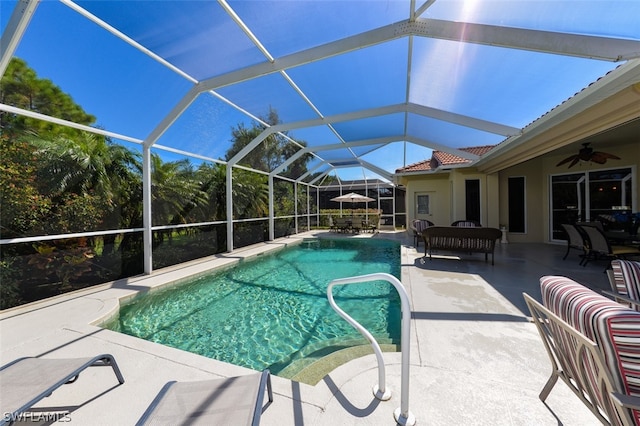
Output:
0 354 124 426
560 223 587 264
136 369 273 426
577 224 640 269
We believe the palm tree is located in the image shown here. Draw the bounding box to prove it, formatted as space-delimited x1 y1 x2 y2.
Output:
150 153 209 246
28 131 140 209
232 168 268 219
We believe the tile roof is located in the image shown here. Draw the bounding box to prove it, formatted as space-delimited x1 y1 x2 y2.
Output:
395 145 496 173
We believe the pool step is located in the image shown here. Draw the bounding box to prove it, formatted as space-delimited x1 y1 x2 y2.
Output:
278 340 400 385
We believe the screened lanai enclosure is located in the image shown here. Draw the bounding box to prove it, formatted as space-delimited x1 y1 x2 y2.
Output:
1 0 639 309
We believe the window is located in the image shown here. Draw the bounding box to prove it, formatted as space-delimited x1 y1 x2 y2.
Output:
508 177 526 233
550 167 633 240
417 194 430 214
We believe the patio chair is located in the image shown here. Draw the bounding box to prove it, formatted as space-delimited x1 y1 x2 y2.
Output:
334 217 351 233
361 219 374 233
603 259 640 312
578 224 640 270
410 219 434 247
576 220 605 232
0 354 124 426
560 223 588 264
136 369 273 426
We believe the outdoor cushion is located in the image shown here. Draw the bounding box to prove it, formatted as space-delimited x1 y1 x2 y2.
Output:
611 259 640 300
540 276 640 424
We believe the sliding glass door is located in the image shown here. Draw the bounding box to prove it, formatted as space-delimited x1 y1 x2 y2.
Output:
550 167 633 241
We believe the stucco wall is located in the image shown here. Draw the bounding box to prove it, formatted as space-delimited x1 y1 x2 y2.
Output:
399 140 638 244
498 157 544 243
499 139 639 243
401 173 450 226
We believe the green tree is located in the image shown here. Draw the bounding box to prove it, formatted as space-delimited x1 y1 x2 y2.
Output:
0 134 52 238
0 58 95 138
28 131 140 210
194 162 227 221
224 107 311 178
224 108 311 218
150 153 208 226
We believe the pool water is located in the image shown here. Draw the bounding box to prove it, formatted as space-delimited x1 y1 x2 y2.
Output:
105 238 401 376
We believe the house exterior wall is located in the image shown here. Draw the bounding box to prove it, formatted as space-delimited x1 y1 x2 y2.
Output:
400 168 500 229
400 139 638 244
401 173 450 227
447 168 500 228
498 139 639 243
498 157 545 243
397 85 639 244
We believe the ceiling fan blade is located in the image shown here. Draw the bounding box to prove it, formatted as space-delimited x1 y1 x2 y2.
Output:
593 151 621 160
556 155 577 167
590 153 608 164
568 157 581 168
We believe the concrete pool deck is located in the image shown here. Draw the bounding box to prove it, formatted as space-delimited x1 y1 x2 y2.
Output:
0 230 611 425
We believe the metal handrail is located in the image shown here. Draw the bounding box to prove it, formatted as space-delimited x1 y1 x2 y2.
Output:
327 272 416 426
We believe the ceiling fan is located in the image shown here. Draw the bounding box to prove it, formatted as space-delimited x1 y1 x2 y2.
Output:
556 142 620 168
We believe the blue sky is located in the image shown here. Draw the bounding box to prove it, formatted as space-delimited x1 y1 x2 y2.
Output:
2 0 638 181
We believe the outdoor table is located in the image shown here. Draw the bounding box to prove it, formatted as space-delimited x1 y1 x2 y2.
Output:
605 231 639 244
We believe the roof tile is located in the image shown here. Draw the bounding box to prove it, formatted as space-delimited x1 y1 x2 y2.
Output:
395 145 496 173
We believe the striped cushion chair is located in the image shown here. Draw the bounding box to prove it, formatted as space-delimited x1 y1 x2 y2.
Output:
411 219 434 248
534 276 640 425
451 220 481 227
609 260 640 311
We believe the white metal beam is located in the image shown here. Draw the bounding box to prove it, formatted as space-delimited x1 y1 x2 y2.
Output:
268 104 405 133
197 17 639 98
312 136 399 152
296 162 327 183
0 0 39 77
0 104 144 144
309 169 333 185
270 149 306 176
408 18 640 62
144 85 201 149
406 103 519 136
357 160 393 181
198 21 406 91
226 164 234 252
62 0 197 83
142 146 153 274
226 127 274 166
265 103 516 137
413 0 437 21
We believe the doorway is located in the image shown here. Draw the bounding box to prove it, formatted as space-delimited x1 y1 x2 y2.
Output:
465 179 481 223
415 192 433 221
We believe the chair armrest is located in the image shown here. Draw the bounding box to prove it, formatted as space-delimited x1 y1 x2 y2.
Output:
602 290 640 309
611 392 640 411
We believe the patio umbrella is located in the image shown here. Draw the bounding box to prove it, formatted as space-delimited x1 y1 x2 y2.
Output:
331 192 375 216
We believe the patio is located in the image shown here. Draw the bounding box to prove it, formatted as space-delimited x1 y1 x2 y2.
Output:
0 231 610 425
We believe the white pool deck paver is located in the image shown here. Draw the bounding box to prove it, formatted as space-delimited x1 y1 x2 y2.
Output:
0 230 610 425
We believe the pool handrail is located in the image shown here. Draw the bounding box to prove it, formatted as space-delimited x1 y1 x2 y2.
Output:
327 272 416 426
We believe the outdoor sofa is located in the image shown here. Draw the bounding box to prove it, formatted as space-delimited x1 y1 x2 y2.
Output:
421 226 502 265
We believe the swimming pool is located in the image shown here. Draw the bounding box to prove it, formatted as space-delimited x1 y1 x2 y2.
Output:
105 238 401 379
